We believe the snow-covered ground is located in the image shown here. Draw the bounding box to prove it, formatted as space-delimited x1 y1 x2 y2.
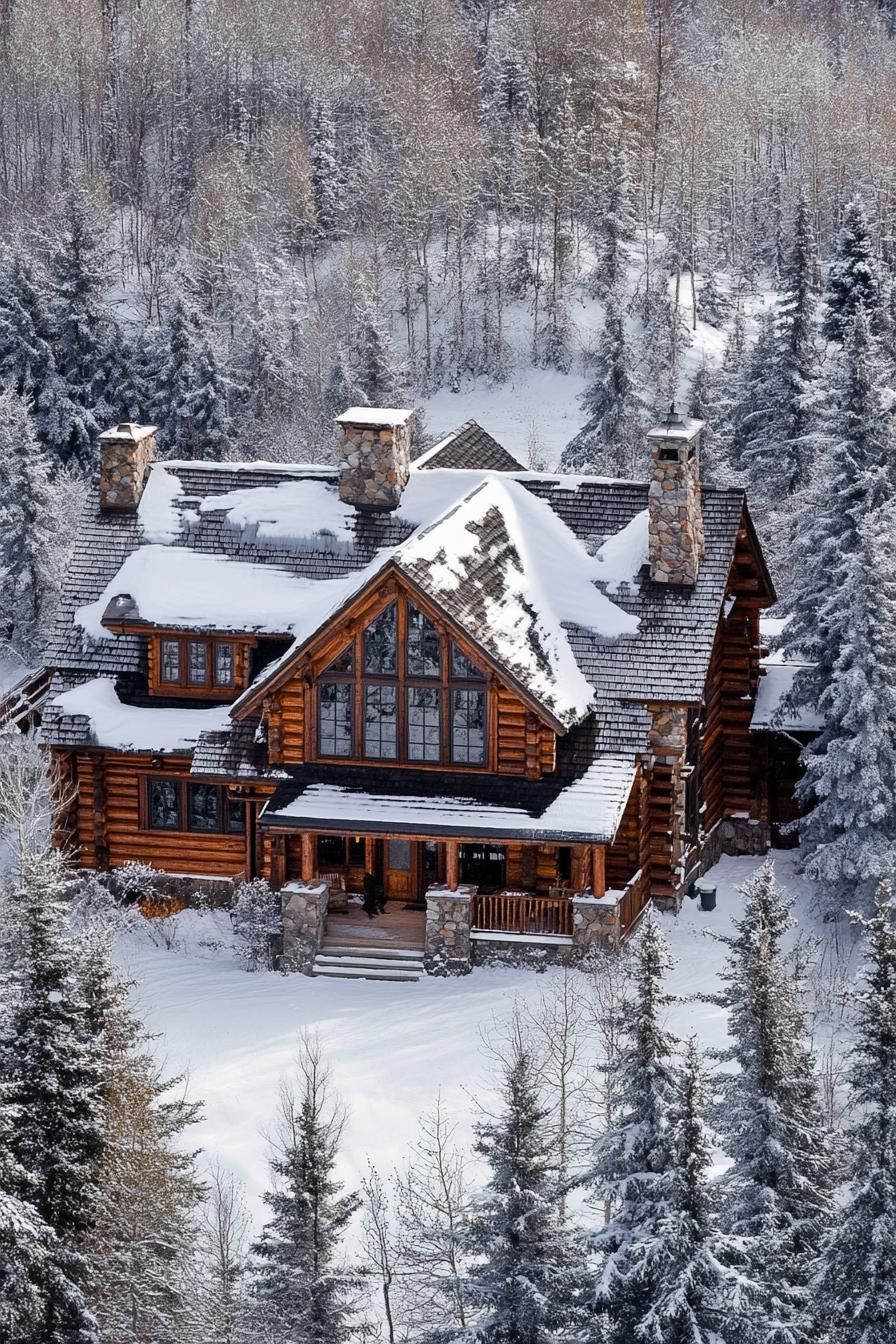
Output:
116 848 856 1234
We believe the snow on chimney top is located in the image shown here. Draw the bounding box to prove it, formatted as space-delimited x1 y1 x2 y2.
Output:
646 412 705 585
98 422 158 512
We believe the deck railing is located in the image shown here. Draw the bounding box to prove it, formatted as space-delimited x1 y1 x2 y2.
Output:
471 890 573 938
617 869 648 936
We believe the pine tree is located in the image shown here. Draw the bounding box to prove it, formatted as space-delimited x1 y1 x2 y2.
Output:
586 916 678 1343
183 333 230 461
812 891 896 1343
560 299 641 477
150 290 230 460
796 502 896 906
634 1039 754 1344
46 181 122 468
246 1035 359 1344
0 248 68 443
309 104 344 243
822 197 880 343
459 1042 584 1344
3 849 103 1344
0 390 67 657
715 862 837 1338
595 145 635 298
352 304 407 408
323 348 365 422
697 270 732 327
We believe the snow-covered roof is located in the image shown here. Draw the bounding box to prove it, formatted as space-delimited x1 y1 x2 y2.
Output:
263 755 637 844
44 677 231 753
751 663 823 733
413 419 525 472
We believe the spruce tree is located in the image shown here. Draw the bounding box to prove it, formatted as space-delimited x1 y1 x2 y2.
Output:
0 1076 55 1344
783 309 895 694
460 1043 584 1344
812 891 896 1343
560 298 641 477
635 1039 754 1344
0 390 66 657
822 197 880 343
715 862 837 1337
352 304 406 408
323 348 365 422
150 290 230 459
47 182 122 468
3 849 103 1344
246 1035 359 1344
796 502 896 906
0 247 73 449
586 916 678 1343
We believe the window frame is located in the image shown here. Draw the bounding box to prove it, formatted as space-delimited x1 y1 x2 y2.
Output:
144 777 246 836
313 595 490 769
151 635 240 697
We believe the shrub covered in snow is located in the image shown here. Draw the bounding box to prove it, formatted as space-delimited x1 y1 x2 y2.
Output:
231 878 281 971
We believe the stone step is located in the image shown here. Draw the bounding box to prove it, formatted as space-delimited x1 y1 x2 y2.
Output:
311 961 422 983
316 952 425 972
320 942 424 961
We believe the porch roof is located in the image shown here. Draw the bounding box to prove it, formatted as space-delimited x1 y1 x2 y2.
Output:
260 755 636 844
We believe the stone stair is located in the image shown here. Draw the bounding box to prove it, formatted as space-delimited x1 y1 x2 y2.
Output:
312 941 425 983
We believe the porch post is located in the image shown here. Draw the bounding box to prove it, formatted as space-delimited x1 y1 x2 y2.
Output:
301 831 316 882
446 840 459 890
591 844 606 897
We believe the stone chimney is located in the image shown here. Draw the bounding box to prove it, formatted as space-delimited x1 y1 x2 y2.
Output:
98 423 158 512
647 406 705 586
336 407 414 512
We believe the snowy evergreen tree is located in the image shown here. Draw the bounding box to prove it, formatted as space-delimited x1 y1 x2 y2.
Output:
586 916 678 1343
593 145 635 297
822 198 880 343
796 501 896 906
0 247 78 456
150 290 230 460
458 1041 584 1344
638 278 691 415
812 892 896 1344
715 861 837 1338
0 389 67 656
246 1035 359 1344
561 299 641 477
309 104 344 242
230 878 280 971
323 348 365 422
696 270 732 327
3 849 103 1343
783 309 895 694
182 333 230 461
633 1039 754 1344
0 1075 55 1344
352 303 407 408
46 182 122 468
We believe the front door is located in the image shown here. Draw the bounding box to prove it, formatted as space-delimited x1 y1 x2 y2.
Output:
383 838 414 903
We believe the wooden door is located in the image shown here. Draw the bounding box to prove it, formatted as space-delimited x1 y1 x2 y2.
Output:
383 838 414 902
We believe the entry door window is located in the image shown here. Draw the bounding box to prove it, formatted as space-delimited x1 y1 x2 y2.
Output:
387 839 411 870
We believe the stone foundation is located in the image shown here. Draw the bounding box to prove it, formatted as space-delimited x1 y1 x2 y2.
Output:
699 815 771 874
98 423 158 511
471 935 577 969
572 893 625 950
424 885 473 976
337 415 412 512
280 880 328 973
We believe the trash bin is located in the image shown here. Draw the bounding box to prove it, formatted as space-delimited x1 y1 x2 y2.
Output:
697 884 717 912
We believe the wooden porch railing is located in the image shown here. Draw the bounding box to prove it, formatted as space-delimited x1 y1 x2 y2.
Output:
617 869 648 936
472 890 573 938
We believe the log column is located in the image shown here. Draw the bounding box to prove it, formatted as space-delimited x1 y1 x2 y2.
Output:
301 831 316 882
591 844 606 897
446 840 459 891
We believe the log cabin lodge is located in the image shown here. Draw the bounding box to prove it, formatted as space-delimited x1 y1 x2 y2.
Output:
35 405 784 978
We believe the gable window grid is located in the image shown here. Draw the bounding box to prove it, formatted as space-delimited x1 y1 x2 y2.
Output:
146 777 246 835
154 635 236 692
316 595 488 767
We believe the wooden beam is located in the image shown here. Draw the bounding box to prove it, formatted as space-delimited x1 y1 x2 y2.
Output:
446 840 459 891
301 831 315 882
591 844 606 897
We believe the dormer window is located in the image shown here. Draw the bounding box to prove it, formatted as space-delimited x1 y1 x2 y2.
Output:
151 635 240 697
316 596 488 767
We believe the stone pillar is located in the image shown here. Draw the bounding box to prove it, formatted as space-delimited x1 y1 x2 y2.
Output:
572 893 622 952
424 884 474 977
647 410 705 586
98 423 158 511
335 408 413 512
280 880 328 973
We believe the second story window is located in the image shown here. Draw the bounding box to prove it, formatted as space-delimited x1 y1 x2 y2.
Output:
153 636 237 696
316 596 488 767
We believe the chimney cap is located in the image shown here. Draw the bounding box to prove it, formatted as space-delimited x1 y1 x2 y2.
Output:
647 406 704 441
335 406 414 428
98 422 158 443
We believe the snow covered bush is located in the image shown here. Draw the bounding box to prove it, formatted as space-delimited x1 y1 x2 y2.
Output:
230 879 281 971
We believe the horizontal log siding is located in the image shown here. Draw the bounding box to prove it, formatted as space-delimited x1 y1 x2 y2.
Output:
68 752 247 878
605 769 642 889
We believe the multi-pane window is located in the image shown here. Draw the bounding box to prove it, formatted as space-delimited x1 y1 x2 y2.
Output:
319 681 353 756
452 688 487 764
407 607 440 677
315 598 489 767
215 642 234 686
364 684 398 759
161 640 181 683
364 603 397 675
154 636 238 694
147 779 245 834
408 686 441 762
